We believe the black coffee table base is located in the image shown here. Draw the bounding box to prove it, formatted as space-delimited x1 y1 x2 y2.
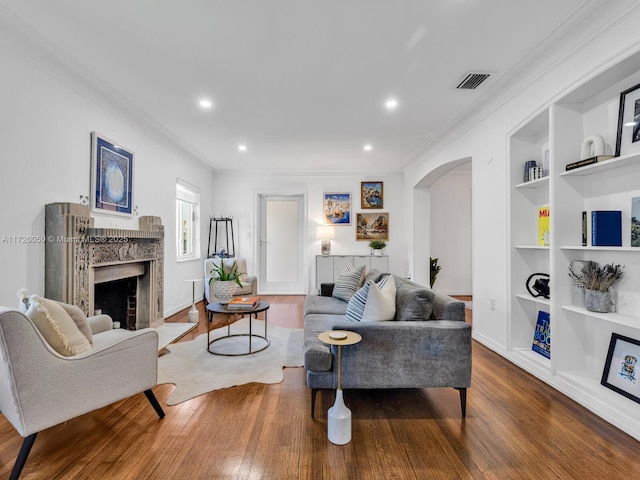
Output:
206 301 270 356
208 333 269 356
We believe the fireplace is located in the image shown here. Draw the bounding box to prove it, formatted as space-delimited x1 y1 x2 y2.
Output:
44 203 164 329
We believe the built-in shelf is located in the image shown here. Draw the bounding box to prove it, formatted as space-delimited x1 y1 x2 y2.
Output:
561 304 640 329
559 152 640 177
515 245 549 250
560 245 640 252
512 349 551 371
516 293 550 306
515 176 549 189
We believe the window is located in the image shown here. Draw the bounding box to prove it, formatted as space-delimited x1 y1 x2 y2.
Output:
176 179 200 261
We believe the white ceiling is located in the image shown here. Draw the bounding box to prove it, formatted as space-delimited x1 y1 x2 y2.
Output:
1 0 590 173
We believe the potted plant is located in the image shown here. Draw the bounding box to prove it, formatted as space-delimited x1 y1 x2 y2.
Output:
209 260 244 304
568 262 624 313
368 239 387 255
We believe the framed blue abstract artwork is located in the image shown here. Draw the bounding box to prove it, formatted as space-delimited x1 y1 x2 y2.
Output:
91 132 134 216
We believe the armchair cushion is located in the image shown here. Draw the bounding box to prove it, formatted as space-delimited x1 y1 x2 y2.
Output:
58 301 93 344
25 296 92 356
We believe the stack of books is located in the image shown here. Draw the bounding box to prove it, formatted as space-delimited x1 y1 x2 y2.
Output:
226 296 260 310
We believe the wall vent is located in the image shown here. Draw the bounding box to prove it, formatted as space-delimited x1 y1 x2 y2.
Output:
456 72 491 90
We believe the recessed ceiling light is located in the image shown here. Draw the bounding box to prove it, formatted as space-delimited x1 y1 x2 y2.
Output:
385 98 398 110
199 99 213 109
238 144 247 152
363 144 372 151
625 121 637 127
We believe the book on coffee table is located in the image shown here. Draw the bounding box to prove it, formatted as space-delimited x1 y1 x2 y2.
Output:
226 296 260 309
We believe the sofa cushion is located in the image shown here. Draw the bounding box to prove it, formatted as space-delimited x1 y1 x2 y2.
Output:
394 281 435 321
25 295 92 356
304 294 349 316
362 275 396 322
362 268 383 285
345 282 371 322
303 314 342 372
332 264 366 302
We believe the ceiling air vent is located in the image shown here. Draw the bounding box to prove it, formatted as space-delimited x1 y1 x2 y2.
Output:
456 72 491 90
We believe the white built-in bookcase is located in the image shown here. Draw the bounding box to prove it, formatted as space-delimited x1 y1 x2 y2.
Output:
508 51 640 440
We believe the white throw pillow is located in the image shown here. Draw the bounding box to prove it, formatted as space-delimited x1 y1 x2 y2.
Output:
361 275 396 322
25 295 92 356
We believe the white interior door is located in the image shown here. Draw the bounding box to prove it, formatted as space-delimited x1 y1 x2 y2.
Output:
258 194 305 294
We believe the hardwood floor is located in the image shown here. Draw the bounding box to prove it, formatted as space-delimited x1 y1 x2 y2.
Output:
1 295 639 479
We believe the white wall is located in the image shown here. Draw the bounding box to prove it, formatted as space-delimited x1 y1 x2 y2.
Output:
404 5 640 352
429 168 472 295
0 39 213 315
210 172 405 292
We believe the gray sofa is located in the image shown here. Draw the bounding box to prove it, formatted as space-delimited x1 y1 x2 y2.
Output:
303 272 471 417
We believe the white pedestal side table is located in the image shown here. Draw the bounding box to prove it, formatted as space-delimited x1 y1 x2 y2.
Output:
185 278 204 323
318 330 362 445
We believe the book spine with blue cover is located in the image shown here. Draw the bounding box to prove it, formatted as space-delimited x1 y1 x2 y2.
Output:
532 311 550 359
592 210 622 246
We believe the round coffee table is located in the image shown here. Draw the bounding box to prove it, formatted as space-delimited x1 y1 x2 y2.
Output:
206 301 270 356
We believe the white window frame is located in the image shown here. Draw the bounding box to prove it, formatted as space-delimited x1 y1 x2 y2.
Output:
176 179 201 261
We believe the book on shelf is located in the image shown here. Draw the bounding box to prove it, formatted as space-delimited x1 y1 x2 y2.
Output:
226 296 260 309
538 206 550 246
582 211 588 246
592 210 622 247
632 197 640 247
532 311 550 359
565 155 614 171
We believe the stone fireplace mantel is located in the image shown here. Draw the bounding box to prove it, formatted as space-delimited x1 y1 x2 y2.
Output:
45 203 164 329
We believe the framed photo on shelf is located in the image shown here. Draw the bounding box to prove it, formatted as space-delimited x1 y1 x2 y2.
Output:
355 212 389 241
360 181 383 209
615 82 640 157
323 192 351 225
601 332 640 404
91 132 134 216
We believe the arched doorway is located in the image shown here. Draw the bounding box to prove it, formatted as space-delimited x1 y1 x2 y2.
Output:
412 158 472 295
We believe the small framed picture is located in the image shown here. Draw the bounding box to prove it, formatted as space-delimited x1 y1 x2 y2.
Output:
615 82 640 157
323 192 351 225
601 333 640 404
356 212 389 241
360 181 383 209
91 132 134 216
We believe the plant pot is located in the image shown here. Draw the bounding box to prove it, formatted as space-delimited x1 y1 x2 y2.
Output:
584 289 611 313
211 280 236 304
373 249 383 256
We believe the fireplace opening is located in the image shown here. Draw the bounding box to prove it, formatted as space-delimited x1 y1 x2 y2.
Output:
94 278 138 330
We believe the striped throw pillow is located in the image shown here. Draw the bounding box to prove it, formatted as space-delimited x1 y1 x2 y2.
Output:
332 264 366 302
345 282 371 322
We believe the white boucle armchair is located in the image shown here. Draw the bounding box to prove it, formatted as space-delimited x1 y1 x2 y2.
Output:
0 305 165 480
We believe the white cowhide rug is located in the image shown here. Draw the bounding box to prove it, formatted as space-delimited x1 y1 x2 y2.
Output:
157 318 304 405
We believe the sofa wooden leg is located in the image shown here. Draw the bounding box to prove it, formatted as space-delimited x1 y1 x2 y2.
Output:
10 432 37 480
455 388 467 417
311 388 320 418
144 389 165 419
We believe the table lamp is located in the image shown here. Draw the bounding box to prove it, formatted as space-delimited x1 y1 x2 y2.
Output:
316 226 335 255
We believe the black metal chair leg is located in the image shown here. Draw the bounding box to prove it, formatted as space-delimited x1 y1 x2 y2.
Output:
311 388 319 418
455 388 467 417
144 389 165 419
10 432 37 480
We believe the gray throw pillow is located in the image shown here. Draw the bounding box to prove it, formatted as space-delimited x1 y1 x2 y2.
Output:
332 264 366 302
394 281 435 321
